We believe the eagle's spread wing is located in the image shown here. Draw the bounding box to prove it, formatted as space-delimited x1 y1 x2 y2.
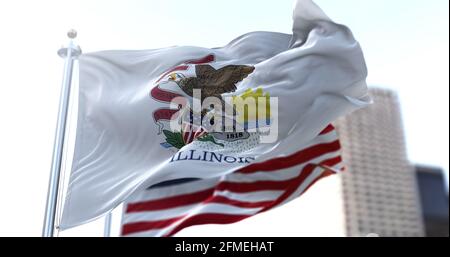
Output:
175 64 255 122
195 64 255 96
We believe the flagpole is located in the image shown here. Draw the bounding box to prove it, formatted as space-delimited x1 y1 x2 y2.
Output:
103 212 112 237
42 30 81 237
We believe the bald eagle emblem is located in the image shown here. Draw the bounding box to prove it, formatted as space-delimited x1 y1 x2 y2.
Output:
150 55 256 150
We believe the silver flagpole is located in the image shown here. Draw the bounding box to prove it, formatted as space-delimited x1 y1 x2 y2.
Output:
42 30 81 237
103 212 112 237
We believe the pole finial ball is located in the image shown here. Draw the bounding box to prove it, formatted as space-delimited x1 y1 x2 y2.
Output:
67 29 77 39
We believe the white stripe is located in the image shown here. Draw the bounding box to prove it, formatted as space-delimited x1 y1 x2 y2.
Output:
123 229 166 237
332 162 345 172
123 203 201 223
213 189 284 202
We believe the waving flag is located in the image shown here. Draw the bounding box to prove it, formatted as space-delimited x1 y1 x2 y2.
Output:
121 125 342 237
60 0 370 229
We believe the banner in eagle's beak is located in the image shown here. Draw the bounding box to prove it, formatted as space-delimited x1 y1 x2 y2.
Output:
60 0 371 229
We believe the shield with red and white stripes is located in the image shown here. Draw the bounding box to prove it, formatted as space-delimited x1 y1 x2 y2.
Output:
181 122 207 145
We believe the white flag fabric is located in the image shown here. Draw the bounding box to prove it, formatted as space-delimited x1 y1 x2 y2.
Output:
60 0 370 229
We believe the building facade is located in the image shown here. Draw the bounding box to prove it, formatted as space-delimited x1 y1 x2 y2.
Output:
335 88 424 236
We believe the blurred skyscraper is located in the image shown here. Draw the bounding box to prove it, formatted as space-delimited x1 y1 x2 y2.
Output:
335 87 424 236
415 165 449 237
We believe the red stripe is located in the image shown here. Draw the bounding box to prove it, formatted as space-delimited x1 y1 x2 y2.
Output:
122 216 184 236
193 126 205 139
215 178 298 193
237 140 341 174
206 195 273 209
153 108 181 123
150 84 185 103
126 188 214 213
186 54 215 64
182 124 191 143
321 155 342 168
164 213 251 237
319 124 335 135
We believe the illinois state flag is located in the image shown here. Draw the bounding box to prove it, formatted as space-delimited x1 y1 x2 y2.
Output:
60 0 370 229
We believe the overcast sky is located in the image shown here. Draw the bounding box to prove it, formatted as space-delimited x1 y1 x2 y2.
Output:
0 0 448 236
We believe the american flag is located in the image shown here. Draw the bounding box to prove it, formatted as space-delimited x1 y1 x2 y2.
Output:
120 124 343 236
